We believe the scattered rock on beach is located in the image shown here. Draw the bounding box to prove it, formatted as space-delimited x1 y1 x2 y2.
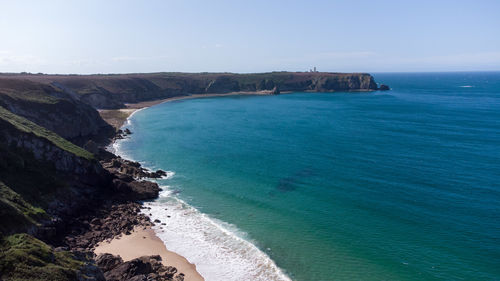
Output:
97 254 183 281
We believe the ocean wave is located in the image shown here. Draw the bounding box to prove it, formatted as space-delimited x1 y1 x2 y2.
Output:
143 195 292 281
459 85 474 88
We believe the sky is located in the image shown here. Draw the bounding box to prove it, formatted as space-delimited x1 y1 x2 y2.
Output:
1 0 499 74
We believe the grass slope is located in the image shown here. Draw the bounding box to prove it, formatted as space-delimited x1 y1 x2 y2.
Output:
0 106 94 160
0 181 47 235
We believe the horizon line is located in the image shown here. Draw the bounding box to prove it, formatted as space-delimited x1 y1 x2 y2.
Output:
1 70 500 76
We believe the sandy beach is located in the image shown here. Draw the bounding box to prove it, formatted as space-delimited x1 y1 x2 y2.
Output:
99 91 276 130
94 226 204 281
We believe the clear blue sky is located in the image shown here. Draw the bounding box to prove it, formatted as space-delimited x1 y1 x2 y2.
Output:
1 0 499 74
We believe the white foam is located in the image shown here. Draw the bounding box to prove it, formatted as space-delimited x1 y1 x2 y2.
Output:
126 107 146 125
158 186 174 198
144 194 292 281
161 171 175 180
459 85 474 88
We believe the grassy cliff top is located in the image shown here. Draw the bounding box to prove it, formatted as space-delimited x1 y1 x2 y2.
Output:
0 106 94 160
1 71 376 95
0 78 60 104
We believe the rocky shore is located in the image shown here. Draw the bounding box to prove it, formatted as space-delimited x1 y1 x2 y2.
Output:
0 111 191 280
0 71 388 280
55 148 189 281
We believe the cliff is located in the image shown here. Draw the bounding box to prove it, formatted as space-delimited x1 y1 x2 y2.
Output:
1 72 381 109
0 78 114 143
0 71 387 280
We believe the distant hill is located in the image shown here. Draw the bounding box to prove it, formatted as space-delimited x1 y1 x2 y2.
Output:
0 72 380 109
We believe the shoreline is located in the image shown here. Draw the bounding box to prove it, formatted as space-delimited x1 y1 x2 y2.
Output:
94 226 204 281
99 97 210 281
101 91 293 281
99 91 278 130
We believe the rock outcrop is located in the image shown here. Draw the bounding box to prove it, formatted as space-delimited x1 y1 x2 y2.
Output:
96 254 184 281
270 86 280 95
379 84 390 91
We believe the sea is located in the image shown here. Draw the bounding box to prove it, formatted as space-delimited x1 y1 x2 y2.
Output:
114 72 500 281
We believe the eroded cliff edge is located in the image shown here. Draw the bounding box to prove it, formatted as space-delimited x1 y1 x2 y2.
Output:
1 72 383 109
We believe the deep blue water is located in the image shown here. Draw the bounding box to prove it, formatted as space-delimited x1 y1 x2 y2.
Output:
117 72 500 281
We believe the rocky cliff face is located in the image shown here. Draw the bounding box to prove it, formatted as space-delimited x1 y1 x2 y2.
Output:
0 118 102 182
0 112 111 225
2 72 382 109
0 78 114 142
0 107 173 280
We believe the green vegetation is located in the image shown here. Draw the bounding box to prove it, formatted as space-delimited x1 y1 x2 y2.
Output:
2 89 60 104
0 181 47 235
0 234 83 281
233 72 292 86
0 140 69 225
0 80 60 104
0 106 94 160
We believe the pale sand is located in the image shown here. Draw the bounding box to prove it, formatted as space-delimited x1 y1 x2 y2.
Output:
94 226 204 281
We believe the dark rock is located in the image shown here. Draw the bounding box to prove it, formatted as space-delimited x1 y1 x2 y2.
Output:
379 84 390 91
127 181 160 200
96 253 123 272
83 140 99 155
78 263 106 281
97 254 185 281
103 257 153 281
127 275 148 281
54 246 69 252
270 85 280 95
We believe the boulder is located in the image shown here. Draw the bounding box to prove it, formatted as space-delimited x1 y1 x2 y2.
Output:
103 257 153 281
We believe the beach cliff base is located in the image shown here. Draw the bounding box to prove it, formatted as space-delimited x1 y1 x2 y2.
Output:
95 226 203 281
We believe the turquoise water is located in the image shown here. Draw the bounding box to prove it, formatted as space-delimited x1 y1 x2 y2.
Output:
117 72 500 281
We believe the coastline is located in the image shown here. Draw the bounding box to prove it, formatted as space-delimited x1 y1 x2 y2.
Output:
99 90 278 130
99 96 211 281
102 91 293 281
